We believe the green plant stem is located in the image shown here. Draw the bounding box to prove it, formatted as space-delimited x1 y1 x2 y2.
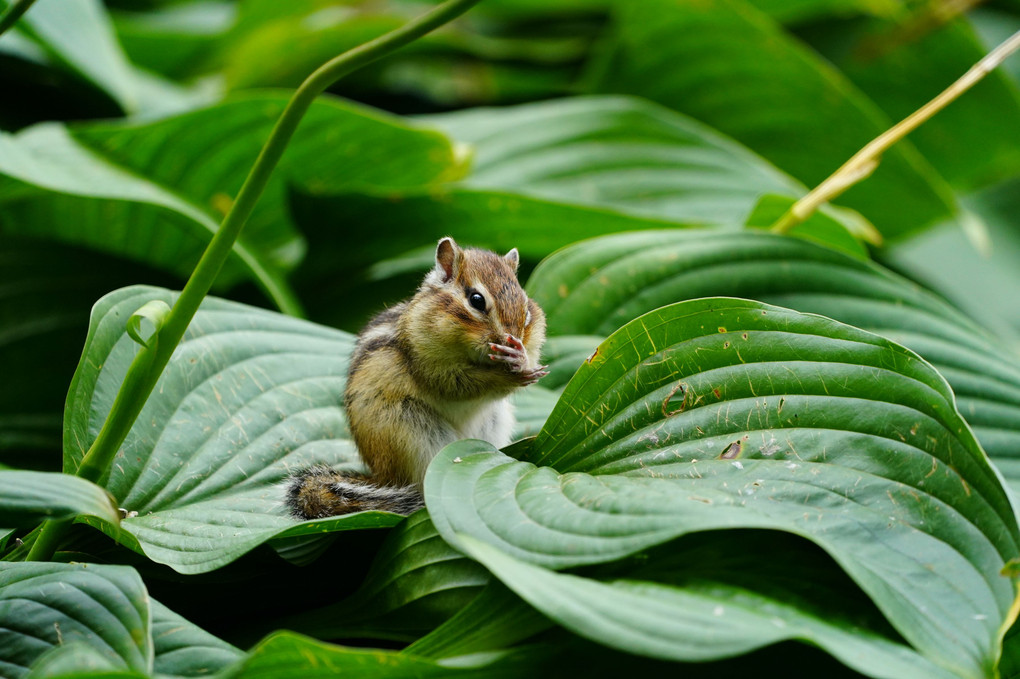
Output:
772 28 1020 235
27 0 485 562
0 0 36 37
25 517 68 561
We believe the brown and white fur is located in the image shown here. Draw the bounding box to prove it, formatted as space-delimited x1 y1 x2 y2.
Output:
286 237 547 519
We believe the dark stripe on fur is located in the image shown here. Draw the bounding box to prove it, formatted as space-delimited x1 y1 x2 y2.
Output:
285 465 423 519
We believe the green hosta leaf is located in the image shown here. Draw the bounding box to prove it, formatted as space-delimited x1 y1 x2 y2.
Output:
281 511 488 642
539 335 602 390
425 298 1020 677
0 124 294 312
812 19 1020 192
288 187 691 329
589 0 957 240
747 0 900 23
65 286 555 573
746 193 874 258
405 580 549 659
526 229 1020 493
0 92 461 314
208 0 592 106
70 92 464 273
151 600 243 679
884 178 1020 345
454 535 955 679
25 644 146 679
0 0 136 113
0 562 151 678
219 631 550 679
111 2 236 81
63 286 390 573
0 470 119 528
512 385 558 436
420 96 805 225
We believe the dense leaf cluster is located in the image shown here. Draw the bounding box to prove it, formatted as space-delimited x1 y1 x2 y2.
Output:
1 0 1020 677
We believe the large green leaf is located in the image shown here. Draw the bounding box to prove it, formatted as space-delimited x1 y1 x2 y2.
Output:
288 186 693 329
0 470 119 528
746 0 899 23
63 286 387 573
150 600 243 679
219 631 550 679
65 286 556 573
70 92 465 273
525 229 1020 493
0 92 462 313
0 0 136 113
420 95 804 225
0 124 294 312
405 580 549 659
0 562 151 678
801 17 1020 192
111 2 236 81
203 0 594 107
884 178 1020 346
280 511 488 642
425 298 1020 677
588 0 958 240
454 534 956 678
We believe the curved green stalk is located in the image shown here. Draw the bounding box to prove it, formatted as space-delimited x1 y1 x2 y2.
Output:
0 0 36 38
771 29 1020 235
27 0 485 561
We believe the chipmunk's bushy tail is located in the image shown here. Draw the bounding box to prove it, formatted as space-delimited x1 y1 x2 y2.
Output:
285 465 424 519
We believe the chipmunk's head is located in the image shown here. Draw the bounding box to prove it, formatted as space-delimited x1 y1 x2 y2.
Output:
421 236 545 364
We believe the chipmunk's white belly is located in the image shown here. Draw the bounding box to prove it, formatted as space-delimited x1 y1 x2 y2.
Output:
410 396 515 484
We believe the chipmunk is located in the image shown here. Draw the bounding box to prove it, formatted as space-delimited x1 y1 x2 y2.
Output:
286 237 547 519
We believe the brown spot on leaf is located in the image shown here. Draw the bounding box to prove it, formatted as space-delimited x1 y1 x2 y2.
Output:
718 327 727 333
719 440 743 459
712 388 721 399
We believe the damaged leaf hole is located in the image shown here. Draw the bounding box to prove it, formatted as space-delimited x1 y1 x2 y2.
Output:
662 381 688 417
719 436 749 459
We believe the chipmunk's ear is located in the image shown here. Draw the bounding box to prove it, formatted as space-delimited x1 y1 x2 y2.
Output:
504 247 520 273
435 237 462 282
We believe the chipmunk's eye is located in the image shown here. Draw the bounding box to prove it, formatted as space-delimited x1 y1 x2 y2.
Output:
468 292 486 312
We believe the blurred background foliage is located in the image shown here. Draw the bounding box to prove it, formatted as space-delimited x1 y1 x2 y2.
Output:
3 0 1019 470
2 0 1020 674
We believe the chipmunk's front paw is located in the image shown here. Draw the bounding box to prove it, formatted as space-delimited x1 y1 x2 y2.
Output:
516 365 550 386
489 335 548 385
